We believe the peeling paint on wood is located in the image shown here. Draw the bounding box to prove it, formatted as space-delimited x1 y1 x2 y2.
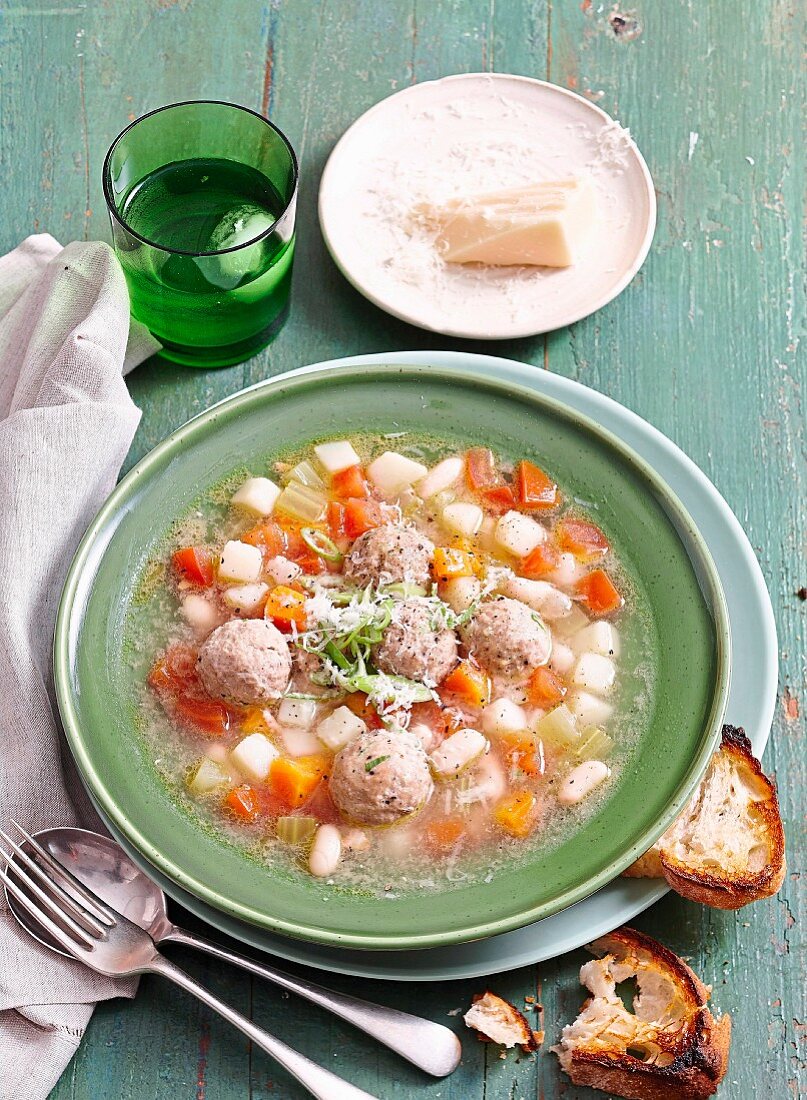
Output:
1 1 803 1098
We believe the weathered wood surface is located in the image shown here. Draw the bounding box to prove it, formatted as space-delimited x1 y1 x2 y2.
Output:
1 0 803 1096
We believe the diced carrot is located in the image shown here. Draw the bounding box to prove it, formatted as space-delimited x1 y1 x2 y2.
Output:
343 692 382 729
425 817 467 852
327 500 347 539
240 706 272 734
556 518 610 563
344 498 384 539
440 660 491 708
174 696 232 736
465 447 499 491
432 546 476 582
519 543 559 578
499 733 544 777
527 666 567 708
516 461 562 512
270 755 329 808
482 483 517 512
148 644 198 695
224 784 260 822
264 585 307 629
240 520 287 557
172 546 215 587
449 536 485 575
576 568 623 616
331 464 370 499
494 790 540 838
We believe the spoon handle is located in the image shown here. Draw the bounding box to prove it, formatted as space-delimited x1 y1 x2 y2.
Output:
162 925 461 1078
150 953 379 1100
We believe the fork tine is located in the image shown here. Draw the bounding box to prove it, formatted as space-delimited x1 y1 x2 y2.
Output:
10 821 115 925
0 826 109 937
0 840 98 949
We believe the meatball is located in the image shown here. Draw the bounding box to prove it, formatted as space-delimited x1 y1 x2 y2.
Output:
373 598 458 685
460 596 551 679
343 524 434 588
198 619 291 706
329 728 434 827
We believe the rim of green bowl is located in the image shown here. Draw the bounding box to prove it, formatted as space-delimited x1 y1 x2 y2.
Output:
54 362 731 949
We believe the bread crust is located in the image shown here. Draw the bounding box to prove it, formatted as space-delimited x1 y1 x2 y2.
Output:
556 926 731 1100
624 725 786 909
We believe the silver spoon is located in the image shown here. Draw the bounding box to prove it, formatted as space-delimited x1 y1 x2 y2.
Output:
5 826 461 1079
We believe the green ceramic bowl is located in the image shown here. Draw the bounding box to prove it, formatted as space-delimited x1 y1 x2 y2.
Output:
55 363 730 950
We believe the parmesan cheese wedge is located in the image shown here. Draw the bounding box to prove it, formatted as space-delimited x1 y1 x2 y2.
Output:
423 179 596 267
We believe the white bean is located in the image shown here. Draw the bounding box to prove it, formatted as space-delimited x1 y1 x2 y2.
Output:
549 640 576 676
341 827 371 853
558 760 611 805
308 824 342 877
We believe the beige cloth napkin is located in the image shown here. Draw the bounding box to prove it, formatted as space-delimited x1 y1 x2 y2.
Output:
0 234 159 1100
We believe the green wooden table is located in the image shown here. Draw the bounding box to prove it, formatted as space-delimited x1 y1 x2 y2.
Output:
3 1 804 1096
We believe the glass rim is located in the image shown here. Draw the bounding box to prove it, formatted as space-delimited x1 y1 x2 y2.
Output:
102 99 299 258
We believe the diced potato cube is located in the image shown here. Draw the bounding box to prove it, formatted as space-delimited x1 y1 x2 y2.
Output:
482 698 529 736
314 440 361 474
229 733 280 782
571 653 616 693
567 691 614 726
441 501 483 538
281 726 324 757
500 575 572 620
430 728 488 779
440 575 481 613
558 760 610 805
181 593 221 635
218 540 263 583
416 456 464 500
223 583 268 614
494 511 547 557
549 640 575 676
316 706 366 752
571 620 621 658
277 697 318 729
231 476 281 516
187 757 230 795
367 451 429 497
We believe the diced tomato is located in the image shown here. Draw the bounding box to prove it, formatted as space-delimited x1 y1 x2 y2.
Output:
172 546 215 587
224 785 260 822
264 585 307 629
527 666 567 708
465 447 499 491
302 782 341 825
409 700 463 739
327 500 347 540
519 543 559 579
331 464 370 499
432 546 476 582
148 644 199 695
576 568 623 616
425 817 467 852
281 528 325 575
556 518 610 563
516 461 562 512
270 755 329 809
482 483 517 513
240 520 287 557
344 498 384 539
499 732 544 777
174 696 232 735
494 790 541 838
440 660 491 708
343 692 383 729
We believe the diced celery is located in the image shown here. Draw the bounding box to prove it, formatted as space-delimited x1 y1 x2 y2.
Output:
575 727 614 760
276 816 318 846
535 703 579 746
187 757 230 795
276 481 327 522
287 459 326 490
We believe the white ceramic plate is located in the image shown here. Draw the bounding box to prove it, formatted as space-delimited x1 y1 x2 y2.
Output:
319 74 656 339
95 351 777 981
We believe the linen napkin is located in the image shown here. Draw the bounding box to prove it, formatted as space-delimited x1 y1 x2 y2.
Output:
0 234 159 1100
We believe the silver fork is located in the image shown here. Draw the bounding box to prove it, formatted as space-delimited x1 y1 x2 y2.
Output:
0 828 381 1100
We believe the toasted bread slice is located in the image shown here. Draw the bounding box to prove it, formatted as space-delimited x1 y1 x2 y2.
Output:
464 991 539 1052
553 926 731 1099
624 725 786 909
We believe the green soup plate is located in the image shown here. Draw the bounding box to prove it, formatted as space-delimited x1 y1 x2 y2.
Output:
55 363 730 950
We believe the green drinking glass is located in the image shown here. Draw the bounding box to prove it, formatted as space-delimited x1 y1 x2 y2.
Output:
103 100 298 368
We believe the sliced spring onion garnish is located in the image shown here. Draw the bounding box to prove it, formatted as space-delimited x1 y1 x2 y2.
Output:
364 755 390 773
382 581 428 599
301 527 343 563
